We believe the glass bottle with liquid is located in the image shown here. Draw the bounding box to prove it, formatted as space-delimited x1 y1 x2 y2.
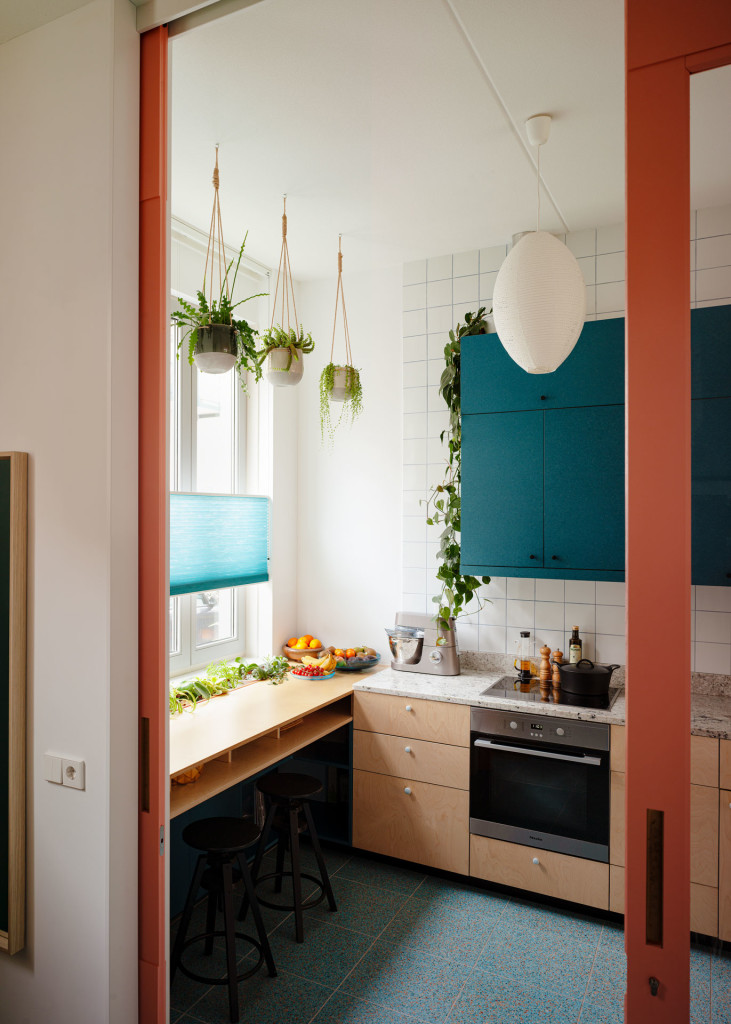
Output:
569 626 582 664
518 630 532 681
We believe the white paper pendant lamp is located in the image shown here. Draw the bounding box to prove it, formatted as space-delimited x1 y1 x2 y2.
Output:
493 113 586 375
492 230 586 374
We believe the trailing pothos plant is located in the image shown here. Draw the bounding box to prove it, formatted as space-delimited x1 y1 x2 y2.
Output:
170 233 266 391
423 307 492 631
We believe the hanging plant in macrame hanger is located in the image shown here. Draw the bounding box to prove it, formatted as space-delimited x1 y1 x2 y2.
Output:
257 196 314 387
170 146 264 389
319 236 363 443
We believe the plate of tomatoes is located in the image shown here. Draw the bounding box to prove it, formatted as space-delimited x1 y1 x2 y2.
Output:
290 665 336 680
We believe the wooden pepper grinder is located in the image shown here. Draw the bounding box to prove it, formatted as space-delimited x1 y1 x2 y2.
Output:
552 650 563 695
539 645 552 698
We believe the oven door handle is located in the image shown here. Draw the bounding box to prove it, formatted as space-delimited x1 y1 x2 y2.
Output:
473 738 602 766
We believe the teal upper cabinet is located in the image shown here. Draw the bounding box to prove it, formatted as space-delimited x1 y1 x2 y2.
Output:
692 397 731 586
461 318 625 415
691 305 731 400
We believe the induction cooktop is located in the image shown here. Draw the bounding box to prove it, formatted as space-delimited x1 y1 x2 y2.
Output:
482 676 622 711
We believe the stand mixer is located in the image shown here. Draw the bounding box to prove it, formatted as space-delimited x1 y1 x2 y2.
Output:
385 612 460 676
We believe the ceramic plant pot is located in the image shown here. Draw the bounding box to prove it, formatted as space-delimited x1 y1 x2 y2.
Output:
193 323 237 374
265 345 304 387
330 365 359 402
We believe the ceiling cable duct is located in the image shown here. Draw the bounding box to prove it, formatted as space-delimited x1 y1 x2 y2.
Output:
440 0 570 235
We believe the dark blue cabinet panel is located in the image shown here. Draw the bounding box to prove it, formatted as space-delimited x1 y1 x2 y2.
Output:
544 406 625 572
692 398 731 586
691 306 731 400
461 412 544 569
461 318 625 415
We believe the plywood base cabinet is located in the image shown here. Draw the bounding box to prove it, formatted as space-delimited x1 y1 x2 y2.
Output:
610 866 718 937
720 788 731 941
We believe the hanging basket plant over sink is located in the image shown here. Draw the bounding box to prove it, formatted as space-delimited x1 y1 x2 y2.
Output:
257 324 314 387
318 237 363 443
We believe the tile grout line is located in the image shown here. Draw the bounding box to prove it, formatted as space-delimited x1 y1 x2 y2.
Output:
575 922 606 1022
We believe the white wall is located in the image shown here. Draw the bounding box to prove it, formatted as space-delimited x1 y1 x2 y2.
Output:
401 206 731 673
0 3 139 1022
295 267 402 654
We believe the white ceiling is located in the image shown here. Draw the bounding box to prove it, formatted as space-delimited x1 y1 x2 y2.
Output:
169 0 731 279
0 0 93 45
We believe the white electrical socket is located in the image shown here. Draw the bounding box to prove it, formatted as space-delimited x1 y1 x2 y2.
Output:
61 758 85 791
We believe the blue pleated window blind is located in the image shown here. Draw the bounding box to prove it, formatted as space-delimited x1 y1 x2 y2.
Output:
169 493 270 596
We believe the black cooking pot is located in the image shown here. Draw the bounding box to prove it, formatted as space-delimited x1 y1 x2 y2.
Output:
557 658 620 696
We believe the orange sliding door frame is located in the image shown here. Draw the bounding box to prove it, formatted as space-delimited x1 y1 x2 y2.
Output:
624 2 731 1022
138 24 169 1024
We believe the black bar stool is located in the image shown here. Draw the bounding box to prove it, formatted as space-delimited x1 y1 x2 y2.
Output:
171 817 277 1024
241 772 337 942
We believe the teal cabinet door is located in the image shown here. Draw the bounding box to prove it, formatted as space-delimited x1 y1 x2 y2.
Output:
544 406 625 572
461 318 625 415
691 305 731 400
692 397 731 586
461 411 544 569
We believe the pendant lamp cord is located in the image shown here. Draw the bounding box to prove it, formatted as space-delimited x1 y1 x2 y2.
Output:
270 195 299 333
203 146 232 321
536 143 541 234
330 235 353 366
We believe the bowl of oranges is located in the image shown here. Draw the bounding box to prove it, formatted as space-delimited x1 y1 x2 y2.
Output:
283 634 326 663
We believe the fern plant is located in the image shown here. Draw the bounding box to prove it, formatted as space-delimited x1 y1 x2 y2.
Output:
256 324 315 370
423 308 492 630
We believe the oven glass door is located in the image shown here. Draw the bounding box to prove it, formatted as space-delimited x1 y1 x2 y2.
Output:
470 733 610 860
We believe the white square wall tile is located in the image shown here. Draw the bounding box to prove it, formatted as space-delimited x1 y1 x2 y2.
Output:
534 629 563 654
565 604 596 634
427 278 452 307
697 204 731 239
585 287 597 315
403 308 427 337
577 257 596 285
403 516 426 543
596 581 626 606
427 305 454 333
427 359 444 386
403 361 427 388
479 624 507 654
427 385 444 411
428 332 449 360
595 634 626 664
403 283 426 311
401 593 427 614
565 580 596 604
480 245 508 273
566 229 596 259
596 604 626 636
403 464 426 490
402 490 424 516
453 250 479 277
479 598 506 626
403 567 427 593
458 623 480 651
453 275 479 305
402 542 426 568
696 586 731 612
575 633 596 660
596 281 626 314
535 579 564 602
403 335 427 363
426 541 440 570
596 222 624 254
507 599 535 629
427 254 453 281
596 251 625 284
507 577 535 600
483 577 507 600
427 435 446 462
695 642 731 674
403 413 427 439
403 259 427 286
535 601 564 631
480 271 499 303
695 611 731 644
403 438 426 465
428 409 450 437
696 266 731 302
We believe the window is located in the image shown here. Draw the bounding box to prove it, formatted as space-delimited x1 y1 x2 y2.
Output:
168 226 269 675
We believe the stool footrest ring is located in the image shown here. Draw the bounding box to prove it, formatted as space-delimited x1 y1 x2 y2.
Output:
254 871 327 913
177 930 273 985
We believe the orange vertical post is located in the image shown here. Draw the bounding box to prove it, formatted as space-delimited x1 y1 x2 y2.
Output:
625 3 731 1022
138 25 168 1024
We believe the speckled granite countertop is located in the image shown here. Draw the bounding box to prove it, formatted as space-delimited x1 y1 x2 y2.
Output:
353 666 731 739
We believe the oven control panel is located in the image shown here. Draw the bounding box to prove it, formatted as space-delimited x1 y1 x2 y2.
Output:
470 707 609 751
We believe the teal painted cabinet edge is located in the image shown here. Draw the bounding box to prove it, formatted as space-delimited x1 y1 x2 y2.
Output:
691 305 731 400
692 397 731 586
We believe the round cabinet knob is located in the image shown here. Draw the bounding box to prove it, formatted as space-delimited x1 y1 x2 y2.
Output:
404 787 412 795
405 704 413 712
529 554 537 560
532 857 540 865
404 746 412 753
510 721 518 730
556 727 565 737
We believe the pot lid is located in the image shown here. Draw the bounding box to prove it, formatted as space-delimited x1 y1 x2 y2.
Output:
561 658 620 675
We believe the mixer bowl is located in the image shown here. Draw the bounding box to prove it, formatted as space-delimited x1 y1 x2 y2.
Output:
386 626 424 664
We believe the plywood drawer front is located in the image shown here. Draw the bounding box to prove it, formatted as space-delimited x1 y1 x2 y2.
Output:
353 691 469 747
692 783 719 887
609 867 718 936
610 770 625 866
691 736 719 787
353 730 469 790
721 741 731 790
610 725 625 772
353 769 469 875
470 835 609 911
720 789 731 942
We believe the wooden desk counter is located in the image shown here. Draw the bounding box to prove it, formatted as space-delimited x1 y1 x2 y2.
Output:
170 672 355 819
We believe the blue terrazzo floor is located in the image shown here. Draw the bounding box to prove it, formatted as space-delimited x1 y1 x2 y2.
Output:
171 847 731 1024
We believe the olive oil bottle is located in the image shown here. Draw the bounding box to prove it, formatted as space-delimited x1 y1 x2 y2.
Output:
569 626 582 664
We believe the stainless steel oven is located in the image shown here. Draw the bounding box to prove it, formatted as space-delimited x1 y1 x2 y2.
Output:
470 707 610 862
